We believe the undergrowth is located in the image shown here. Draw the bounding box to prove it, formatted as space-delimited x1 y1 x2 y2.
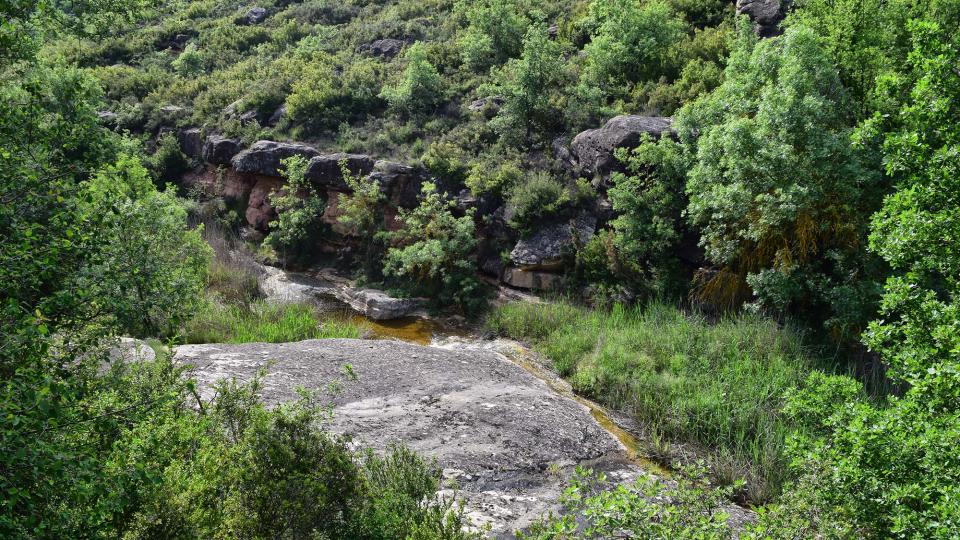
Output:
182 300 364 344
487 300 815 503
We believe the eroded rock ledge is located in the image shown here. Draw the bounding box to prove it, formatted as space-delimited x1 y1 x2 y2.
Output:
181 114 677 292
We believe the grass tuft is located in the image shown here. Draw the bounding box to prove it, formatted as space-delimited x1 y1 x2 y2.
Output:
181 300 365 344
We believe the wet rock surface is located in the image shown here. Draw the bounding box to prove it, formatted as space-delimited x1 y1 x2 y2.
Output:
173 338 636 536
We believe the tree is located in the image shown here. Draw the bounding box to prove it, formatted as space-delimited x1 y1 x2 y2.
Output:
336 162 386 280
264 155 326 265
456 0 530 72
578 0 686 101
489 25 568 145
675 22 883 335
80 155 210 337
380 42 445 115
754 15 960 538
605 136 690 299
384 182 483 312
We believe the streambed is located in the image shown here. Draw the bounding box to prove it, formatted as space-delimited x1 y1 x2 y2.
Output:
176 265 752 536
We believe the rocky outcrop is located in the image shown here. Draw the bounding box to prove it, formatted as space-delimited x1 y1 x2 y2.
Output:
231 140 320 177
570 115 673 179
306 153 376 191
260 266 427 320
736 0 790 37
172 338 635 534
97 110 118 126
202 135 243 166
369 160 428 209
240 6 267 25
467 96 504 118
177 128 203 159
245 177 284 230
357 38 404 58
510 214 596 271
502 267 563 290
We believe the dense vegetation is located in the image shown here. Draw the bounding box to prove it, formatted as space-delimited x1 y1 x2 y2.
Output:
0 1 475 537
5 0 960 537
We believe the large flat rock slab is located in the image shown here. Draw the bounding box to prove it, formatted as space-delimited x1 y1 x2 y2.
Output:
174 338 638 536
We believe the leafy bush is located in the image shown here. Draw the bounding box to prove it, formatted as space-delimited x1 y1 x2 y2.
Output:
384 182 484 312
673 23 883 335
605 136 690 299
520 465 738 539
101 362 480 540
336 161 387 280
264 155 326 265
147 131 192 185
577 0 686 103
81 154 211 336
464 153 522 197
381 42 446 115
506 172 569 233
752 16 960 538
456 0 530 72
286 54 384 134
488 301 814 502
171 42 205 76
488 25 569 145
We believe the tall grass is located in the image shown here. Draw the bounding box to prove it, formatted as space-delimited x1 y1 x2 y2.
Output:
182 300 364 344
487 301 814 503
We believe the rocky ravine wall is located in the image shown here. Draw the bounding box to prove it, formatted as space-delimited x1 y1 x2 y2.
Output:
177 115 676 292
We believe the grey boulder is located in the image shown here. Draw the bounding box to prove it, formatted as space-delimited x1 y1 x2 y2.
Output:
736 0 790 37
570 115 673 179
241 6 267 25
358 38 404 58
510 213 597 271
305 153 376 191
231 140 320 177
370 160 428 209
177 128 203 159
202 135 244 166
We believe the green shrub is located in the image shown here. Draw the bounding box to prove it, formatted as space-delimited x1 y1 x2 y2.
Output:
506 172 569 234
264 155 326 265
105 362 480 540
172 42 205 76
147 132 192 185
676 23 883 335
456 0 530 72
422 140 469 187
286 54 384 134
488 24 569 145
380 42 446 115
464 153 522 197
520 464 738 539
181 300 363 344
336 161 387 280
605 135 690 300
578 0 686 100
488 300 813 502
384 182 484 312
